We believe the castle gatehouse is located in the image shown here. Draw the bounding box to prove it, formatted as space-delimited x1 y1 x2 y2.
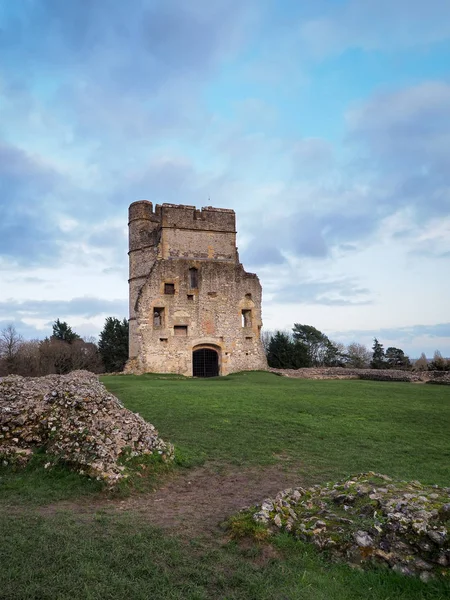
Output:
127 201 267 376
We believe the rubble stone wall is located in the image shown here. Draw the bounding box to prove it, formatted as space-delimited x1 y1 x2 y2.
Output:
269 367 450 384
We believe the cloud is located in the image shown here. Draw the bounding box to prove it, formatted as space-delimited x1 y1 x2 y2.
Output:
347 81 450 229
329 323 450 357
0 0 254 148
299 0 450 58
337 323 450 341
1 0 249 76
241 196 382 265
242 244 285 267
271 277 372 306
0 319 45 340
348 81 450 175
292 138 334 176
0 297 128 321
0 142 65 264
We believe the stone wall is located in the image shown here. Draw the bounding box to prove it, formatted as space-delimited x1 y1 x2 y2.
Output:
128 202 267 376
269 367 450 384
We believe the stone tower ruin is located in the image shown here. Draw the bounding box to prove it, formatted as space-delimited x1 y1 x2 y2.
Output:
128 201 267 376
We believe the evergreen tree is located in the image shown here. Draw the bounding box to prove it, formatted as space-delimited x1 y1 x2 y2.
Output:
51 319 80 343
385 347 411 370
98 317 129 372
371 338 386 369
267 331 309 369
292 324 341 366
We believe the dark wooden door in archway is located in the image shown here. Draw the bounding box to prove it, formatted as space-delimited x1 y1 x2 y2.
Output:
193 348 219 377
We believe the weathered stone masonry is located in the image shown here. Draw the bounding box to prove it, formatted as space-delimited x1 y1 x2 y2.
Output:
127 201 268 376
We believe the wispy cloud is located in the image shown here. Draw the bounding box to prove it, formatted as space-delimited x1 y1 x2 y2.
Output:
0 297 128 321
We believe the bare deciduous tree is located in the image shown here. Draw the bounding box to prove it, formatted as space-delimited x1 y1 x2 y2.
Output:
413 352 428 371
0 324 23 374
345 342 371 369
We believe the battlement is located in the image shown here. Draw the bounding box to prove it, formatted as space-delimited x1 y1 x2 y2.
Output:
129 201 236 232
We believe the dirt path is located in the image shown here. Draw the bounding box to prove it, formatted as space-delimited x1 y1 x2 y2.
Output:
40 463 304 536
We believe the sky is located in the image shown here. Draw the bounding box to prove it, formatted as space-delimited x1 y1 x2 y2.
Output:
1 0 450 358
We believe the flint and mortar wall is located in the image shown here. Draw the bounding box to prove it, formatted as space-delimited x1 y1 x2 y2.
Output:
269 367 450 384
128 201 267 375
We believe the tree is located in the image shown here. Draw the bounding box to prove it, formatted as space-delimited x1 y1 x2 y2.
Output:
39 338 74 374
14 340 41 377
345 342 371 368
39 337 103 375
413 352 428 371
385 347 411 370
429 350 448 371
292 324 341 366
98 317 129 372
0 324 23 374
371 338 386 369
324 340 346 367
267 331 309 369
260 329 274 355
52 319 80 343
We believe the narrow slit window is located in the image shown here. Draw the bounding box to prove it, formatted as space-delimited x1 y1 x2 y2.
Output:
174 325 188 336
164 283 175 295
153 307 164 327
189 267 198 289
242 309 252 328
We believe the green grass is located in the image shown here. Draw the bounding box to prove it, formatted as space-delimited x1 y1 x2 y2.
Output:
2 372 449 599
0 452 104 506
1 511 448 600
102 371 450 485
0 447 174 507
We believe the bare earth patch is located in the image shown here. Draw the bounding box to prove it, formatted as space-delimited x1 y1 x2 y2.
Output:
38 463 303 536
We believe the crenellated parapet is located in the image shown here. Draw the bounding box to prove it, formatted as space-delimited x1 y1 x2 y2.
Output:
129 201 236 234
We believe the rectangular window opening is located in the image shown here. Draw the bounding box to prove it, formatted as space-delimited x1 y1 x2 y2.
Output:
242 309 252 328
164 283 175 295
159 337 168 343
174 325 188 337
153 307 165 328
189 267 198 289
187 294 194 301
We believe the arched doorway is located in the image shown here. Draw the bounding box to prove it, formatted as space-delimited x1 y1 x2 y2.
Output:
193 347 219 377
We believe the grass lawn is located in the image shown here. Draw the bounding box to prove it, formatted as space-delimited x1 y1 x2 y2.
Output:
103 371 450 485
1 372 449 599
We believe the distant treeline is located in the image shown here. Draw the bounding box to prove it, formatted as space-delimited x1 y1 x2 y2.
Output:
1 320 448 377
263 325 450 371
0 318 129 377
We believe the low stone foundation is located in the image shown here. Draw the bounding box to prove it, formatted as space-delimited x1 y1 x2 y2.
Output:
251 472 450 580
269 367 450 384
